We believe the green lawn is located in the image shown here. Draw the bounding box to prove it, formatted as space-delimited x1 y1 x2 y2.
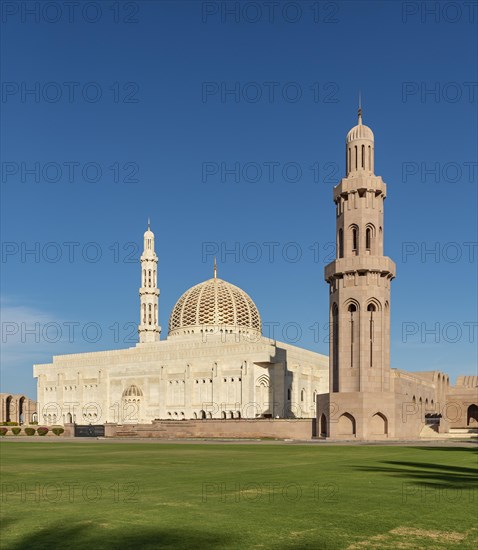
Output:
0 442 477 549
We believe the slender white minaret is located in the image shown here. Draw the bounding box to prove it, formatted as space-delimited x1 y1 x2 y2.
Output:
138 220 161 343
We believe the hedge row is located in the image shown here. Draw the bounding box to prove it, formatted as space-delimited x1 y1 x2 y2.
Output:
0 427 65 436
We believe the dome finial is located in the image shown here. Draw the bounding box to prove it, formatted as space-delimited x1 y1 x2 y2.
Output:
213 256 217 279
358 91 362 125
147 217 151 230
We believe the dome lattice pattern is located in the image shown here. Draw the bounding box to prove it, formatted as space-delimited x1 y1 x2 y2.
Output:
169 278 261 336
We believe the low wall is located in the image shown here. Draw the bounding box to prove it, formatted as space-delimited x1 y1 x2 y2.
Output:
91 419 316 440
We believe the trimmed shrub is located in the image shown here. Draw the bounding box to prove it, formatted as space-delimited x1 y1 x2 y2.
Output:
52 427 64 436
30 421 38 425
11 427 21 435
0 428 7 436
37 427 49 436
0 422 18 426
25 427 36 436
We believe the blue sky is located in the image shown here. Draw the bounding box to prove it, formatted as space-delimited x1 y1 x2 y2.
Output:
1 0 477 397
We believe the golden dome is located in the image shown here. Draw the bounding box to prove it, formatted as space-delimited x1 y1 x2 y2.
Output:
168 277 262 337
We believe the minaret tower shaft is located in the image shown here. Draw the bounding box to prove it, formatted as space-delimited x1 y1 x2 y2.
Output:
324 108 395 393
138 220 161 343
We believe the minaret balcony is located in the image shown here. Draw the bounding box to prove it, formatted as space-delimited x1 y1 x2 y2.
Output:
139 287 160 296
324 256 396 282
334 175 386 199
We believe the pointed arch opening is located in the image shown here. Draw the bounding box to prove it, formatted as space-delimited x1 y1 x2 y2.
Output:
5 395 13 423
467 404 478 426
19 396 25 424
320 413 327 437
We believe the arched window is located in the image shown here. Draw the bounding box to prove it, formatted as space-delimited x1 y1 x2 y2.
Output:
367 304 376 367
352 227 358 253
361 144 365 169
332 304 339 391
368 146 372 170
348 304 357 368
301 390 305 402
287 388 291 400
347 147 351 173
338 228 344 258
354 145 357 170
366 227 371 251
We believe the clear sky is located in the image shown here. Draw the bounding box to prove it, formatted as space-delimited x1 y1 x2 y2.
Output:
1 0 477 397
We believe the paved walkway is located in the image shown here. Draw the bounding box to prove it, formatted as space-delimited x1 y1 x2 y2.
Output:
1 437 477 447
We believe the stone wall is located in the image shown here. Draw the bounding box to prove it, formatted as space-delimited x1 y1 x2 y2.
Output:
64 419 316 439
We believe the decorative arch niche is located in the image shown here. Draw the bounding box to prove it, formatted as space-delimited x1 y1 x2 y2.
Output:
337 412 356 436
370 412 388 435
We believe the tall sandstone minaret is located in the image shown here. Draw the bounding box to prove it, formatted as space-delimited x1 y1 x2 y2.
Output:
318 108 396 439
138 221 161 343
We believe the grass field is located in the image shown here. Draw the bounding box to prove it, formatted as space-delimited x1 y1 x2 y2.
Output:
0 441 477 549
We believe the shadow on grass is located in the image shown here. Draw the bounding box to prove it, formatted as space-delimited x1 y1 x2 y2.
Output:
3 523 233 550
2 522 329 550
354 447 478 489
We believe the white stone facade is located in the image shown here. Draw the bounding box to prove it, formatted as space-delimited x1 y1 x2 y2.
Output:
34 226 328 425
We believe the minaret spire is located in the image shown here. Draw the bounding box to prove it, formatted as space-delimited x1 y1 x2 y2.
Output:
213 256 217 279
138 223 161 343
358 91 362 124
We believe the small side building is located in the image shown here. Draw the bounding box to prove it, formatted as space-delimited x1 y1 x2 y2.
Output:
0 393 37 424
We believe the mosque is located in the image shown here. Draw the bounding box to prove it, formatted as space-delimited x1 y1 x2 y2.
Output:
33 232 328 424
30 109 477 439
